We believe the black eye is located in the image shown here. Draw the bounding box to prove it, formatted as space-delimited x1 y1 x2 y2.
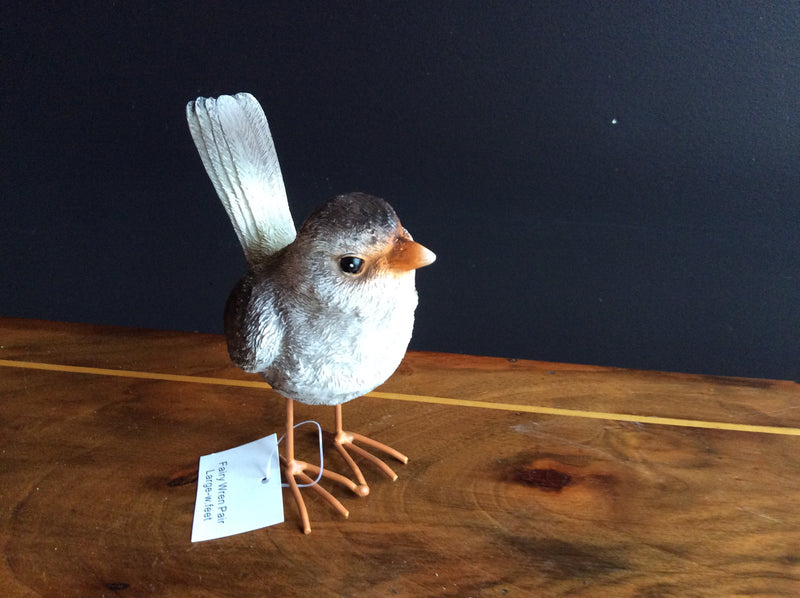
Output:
339 256 365 275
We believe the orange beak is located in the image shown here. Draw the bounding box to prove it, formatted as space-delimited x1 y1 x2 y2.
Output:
385 233 436 272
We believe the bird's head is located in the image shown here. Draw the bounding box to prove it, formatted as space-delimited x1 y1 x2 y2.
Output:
286 193 435 303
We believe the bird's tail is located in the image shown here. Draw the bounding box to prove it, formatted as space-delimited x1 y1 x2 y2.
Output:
186 93 296 264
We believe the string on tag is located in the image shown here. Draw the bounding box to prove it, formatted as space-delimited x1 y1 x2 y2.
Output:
262 420 325 488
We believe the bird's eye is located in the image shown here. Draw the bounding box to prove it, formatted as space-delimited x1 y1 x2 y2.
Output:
339 256 365 275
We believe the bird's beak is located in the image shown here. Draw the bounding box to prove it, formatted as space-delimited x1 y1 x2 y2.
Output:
385 234 436 272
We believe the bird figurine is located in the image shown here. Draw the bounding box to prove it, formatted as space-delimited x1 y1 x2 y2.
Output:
186 93 435 533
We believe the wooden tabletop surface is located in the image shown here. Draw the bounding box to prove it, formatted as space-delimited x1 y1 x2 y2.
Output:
1 318 798 596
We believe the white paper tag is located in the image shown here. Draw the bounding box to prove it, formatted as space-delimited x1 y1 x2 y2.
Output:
191 434 284 542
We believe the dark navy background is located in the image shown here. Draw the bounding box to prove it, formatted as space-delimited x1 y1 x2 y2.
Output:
2 3 798 379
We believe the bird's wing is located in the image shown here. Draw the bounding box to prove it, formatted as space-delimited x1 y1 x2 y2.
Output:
224 274 285 373
186 93 296 264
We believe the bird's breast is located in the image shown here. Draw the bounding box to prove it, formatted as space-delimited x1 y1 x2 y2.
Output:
263 277 419 405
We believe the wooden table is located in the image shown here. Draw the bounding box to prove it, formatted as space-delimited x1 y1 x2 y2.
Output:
1 318 798 596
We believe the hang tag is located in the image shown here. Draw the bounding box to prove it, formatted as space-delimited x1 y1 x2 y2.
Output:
191 433 284 542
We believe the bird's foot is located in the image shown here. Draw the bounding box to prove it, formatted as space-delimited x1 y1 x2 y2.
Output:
334 430 409 495
280 456 358 534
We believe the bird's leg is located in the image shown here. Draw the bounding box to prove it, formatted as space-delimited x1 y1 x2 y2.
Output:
280 398 356 534
333 404 409 496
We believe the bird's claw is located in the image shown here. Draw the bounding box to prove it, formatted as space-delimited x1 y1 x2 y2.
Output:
334 430 409 495
280 456 355 534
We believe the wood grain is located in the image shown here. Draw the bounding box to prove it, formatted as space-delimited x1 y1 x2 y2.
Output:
1 318 798 596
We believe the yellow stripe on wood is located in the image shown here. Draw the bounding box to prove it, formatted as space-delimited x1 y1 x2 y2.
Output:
1 358 798 437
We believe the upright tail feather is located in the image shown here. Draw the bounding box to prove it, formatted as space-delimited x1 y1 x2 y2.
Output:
186 93 296 264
